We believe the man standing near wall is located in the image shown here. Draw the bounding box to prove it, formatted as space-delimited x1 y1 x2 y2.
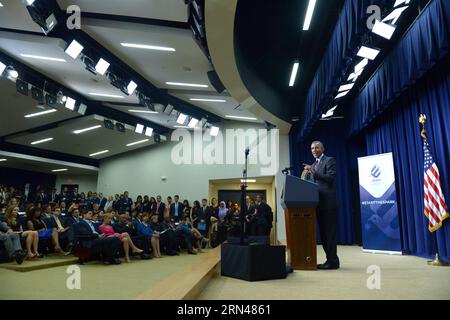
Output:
304 141 340 270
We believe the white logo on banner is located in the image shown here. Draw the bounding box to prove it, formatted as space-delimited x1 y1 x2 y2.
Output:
358 153 395 198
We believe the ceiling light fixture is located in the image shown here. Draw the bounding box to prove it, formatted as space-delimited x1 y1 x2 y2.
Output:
188 117 199 128
31 137 53 145
20 54 66 62
338 83 355 92
128 109 158 114
354 58 369 74
8 68 18 79
302 0 317 31
52 168 68 172
166 82 208 88
26 0 35 5
65 97 76 110
65 40 84 59
356 46 380 60
126 139 149 147
89 150 109 157
0 159 7 162
372 20 396 40
241 179 256 183
0 61 6 75
189 98 227 102
73 125 102 134
120 43 176 52
24 109 57 118
177 113 188 124
127 81 138 95
335 91 350 100
88 93 124 99
95 58 110 75
289 60 300 87
145 127 153 137
210 126 220 137
135 124 144 134
225 115 258 121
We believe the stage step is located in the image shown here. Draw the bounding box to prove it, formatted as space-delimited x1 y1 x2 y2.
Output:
135 246 221 300
0 255 78 272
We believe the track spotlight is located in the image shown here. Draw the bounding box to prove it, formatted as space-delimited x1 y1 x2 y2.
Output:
45 93 57 107
104 119 114 130
6 67 18 79
82 55 97 75
115 122 125 133
138 93 155 111
31 86 44 103
16 79 29 96
65 97 76 110
26 2 57 35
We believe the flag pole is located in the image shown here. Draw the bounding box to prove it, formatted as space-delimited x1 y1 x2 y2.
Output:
419 114 449 267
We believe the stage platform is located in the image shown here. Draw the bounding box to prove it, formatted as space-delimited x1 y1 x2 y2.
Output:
1 245 449 300
199 245 450 300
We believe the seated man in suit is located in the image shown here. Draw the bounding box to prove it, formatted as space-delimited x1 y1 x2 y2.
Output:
73 211 121 264
303 140 339 270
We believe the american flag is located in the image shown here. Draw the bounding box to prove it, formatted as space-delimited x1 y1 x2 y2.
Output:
423 138 449 232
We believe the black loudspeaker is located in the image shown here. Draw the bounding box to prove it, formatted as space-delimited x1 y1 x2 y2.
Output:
207 70 226 93
16 79 28 96
221 243 287 281
154 134 161 143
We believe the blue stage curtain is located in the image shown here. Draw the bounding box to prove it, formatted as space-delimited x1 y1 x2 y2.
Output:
364 56 450 261
299 0 384 141
349 0 450 136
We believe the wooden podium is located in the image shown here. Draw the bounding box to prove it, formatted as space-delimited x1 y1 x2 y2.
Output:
281 175 319 270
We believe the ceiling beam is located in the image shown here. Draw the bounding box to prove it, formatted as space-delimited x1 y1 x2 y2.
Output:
0 50 171 135
0 27 59 38
81 12 190 30
0 141 99 167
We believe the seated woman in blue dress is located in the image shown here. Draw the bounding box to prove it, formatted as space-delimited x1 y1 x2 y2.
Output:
136 212 161 258
26 206 68 255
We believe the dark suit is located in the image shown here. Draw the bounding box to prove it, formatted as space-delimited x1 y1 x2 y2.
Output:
249 202 272 236
73 220 121 262
169 202 184 222
152 202 166 222
311 155 339 265
197 206 211 237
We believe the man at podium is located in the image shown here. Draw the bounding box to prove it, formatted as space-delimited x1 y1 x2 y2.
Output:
303 141 340 270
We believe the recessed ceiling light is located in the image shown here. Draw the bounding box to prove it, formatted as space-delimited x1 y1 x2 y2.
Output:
73 125 102 134
135 124 144 134
0 62 6 74
173 125 191 129
177 113 188 124
335 91 350 100
20 54 66 62
95 58 110 75
26 0 35 5
126 139 149 147
188 118 199 128
225 115 258 121
0 159 7 162
356 46 380 60
128 109 158 114
189 98 227 102
0 3 4 8
31 137 53 145
24 109 57 118
354 58 368 73
145 127 153 137
120 43 176 52
127 81 138 95
88 93 124 99
65 97 76 110
52 168 68 172
241 179 256 183
8 69 18 79
166 82 208 88
89 150 109 157
65 40 84 59
210 126 220 137
338 83 354 92
302 0 317 31
289 61 300 87
372 20 397 40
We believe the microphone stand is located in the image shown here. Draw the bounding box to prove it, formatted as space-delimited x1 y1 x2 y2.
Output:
240 147 250 245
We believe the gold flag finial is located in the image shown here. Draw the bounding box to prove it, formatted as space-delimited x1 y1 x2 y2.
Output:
419 114 427 125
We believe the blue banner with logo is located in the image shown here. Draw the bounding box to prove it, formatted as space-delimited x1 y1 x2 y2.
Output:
357 153 402 253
